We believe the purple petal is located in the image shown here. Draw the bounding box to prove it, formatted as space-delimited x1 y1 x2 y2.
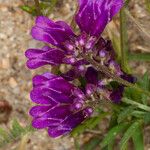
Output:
25 46 65 69
31 105 74 130
31 16 76 48
30 105 54 117
30 105 74 129
48 128 69 138
48 109 87 138
32 73 75 95
110 85 124 103
32 72 57 86
76 0 123 37
40 105 72 120
73 88 85 100
121 74 137 83
30 88 58 105
32 118 60 129
30 88 73 104
61 69 80 81
86 84 96 96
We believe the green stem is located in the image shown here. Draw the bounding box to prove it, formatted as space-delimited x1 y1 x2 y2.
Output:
34 0 42 16
120 8 130 73
122 98 150 112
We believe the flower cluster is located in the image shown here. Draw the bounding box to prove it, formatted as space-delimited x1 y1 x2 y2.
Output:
25 0 136 138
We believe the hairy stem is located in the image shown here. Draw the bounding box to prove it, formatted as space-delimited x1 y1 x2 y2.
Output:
83 54 150 97
34 0 42 16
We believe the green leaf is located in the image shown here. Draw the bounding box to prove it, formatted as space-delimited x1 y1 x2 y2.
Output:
71 117 96 137
124 87 142 102
119 121 142 150
0 128 9 143
122 98 150 112
128 53 150 62
132 125 144 150
131 111 146 118
109 113 118 128
88 113 108 129
41 0 58 16
120 8 131 73
144 112 150 124
100 123 128 148
107 24 121 61
0 120 35 148
107 140 115 150
20 5 36 15
82 137 101 150
124 73 150 104
139 72 150 104
11 119 25 138
117 106 135 123
140 72 149 88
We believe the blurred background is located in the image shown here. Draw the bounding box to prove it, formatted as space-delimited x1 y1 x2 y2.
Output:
0 0 150 149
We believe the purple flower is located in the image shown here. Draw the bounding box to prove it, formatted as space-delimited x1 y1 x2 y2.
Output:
76 0 123 37
30 72 93 138
25 46 65 69
25 0 127 138
25 0 123 70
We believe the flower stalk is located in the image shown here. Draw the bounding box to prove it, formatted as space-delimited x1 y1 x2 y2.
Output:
83 53 150 97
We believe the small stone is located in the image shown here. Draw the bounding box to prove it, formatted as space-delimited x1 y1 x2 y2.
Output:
1 58 10 69
9 77 17 88
0 33 7 40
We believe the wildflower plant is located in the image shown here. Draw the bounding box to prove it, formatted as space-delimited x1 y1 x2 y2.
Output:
26 0 132 137
2 0 148 149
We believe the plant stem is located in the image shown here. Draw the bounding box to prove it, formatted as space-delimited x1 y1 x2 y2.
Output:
83 54 150 97
120 8 130 73
122 98 150 112
34 0 42 16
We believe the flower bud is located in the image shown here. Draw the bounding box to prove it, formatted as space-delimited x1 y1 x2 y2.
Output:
85 36 97 50
63 57 77 64
76 32 87 47
73 88 85 100
84 107 93 117
99 50 107 58
64 41 74 51
86 84 96 96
